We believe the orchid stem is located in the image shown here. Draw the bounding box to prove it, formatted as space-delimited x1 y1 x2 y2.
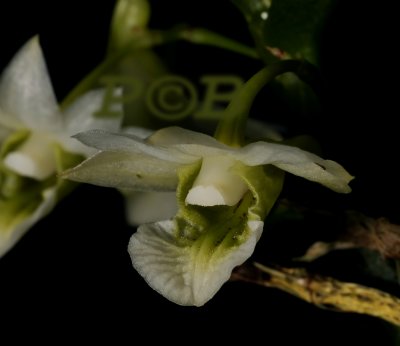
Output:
177 27 258 59
215 60 317 147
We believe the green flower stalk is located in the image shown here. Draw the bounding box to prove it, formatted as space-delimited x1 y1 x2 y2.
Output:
0 37 121 257
108 0 151 53
62 63 353 306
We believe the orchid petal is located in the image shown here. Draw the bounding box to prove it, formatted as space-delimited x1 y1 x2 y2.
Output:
128 219 263 306
0 36 62 131
0 106 22 130
235 141 353 193
73 130 196 164
150 128 351 194
61 151 181 191
175 140 352 193
122 126 154 139
148 126 226 148
173 143 229 158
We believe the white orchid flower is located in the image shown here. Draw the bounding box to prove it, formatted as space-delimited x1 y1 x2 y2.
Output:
0 37 122 257
121 120 283 227
63 125 352 306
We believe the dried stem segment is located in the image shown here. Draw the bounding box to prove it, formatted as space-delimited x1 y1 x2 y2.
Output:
232 263 400 326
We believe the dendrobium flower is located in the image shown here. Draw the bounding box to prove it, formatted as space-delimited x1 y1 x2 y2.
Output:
121 120 283 226
63 126 353 306
0 37 121 257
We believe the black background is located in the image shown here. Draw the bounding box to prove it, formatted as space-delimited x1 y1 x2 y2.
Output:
1 0 399 343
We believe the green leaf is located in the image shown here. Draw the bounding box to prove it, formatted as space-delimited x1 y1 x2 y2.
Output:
232 0 336 66
231 0 329 123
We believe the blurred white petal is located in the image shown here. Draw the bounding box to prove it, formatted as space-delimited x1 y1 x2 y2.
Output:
64 89 122 135
58 89 123 157
0 36 62 131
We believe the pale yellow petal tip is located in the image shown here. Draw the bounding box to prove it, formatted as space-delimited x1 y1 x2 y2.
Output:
337 170 355 194
29 35 40 46
347 174 355 190
341 184 353 194
317 159 354 194
186 185 227 206
327 175 354 194
22 35 42 57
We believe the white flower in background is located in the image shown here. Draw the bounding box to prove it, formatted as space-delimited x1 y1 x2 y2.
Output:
63 126 353 306
0 37 121 257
